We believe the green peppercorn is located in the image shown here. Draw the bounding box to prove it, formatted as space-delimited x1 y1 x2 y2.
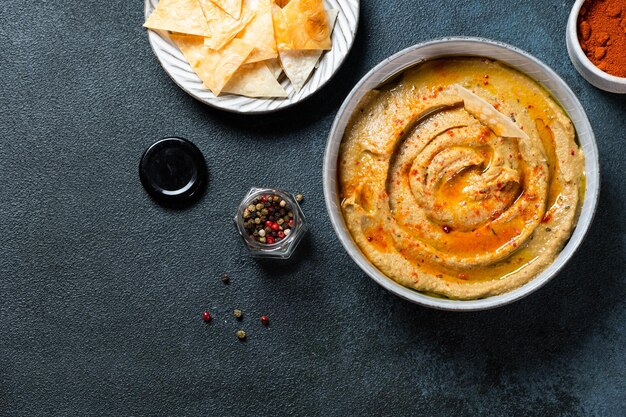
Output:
296 194 304 202
233 309 243 319
254 218 261 224
255 203 263 211
236 330 246 340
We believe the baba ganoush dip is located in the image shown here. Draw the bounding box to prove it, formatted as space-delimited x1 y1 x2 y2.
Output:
338 58 585 300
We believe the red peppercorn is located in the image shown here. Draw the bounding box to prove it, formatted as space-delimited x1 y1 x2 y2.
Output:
265 220 273 228
260 315 269 326
288 219 294 227
267 236 275 244
261 196 267 202
278 231 285 238
271 223 279 231
202 311 211 322
442 225 452 233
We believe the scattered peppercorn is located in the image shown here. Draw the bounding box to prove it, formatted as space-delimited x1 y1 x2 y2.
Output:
202 311 211 322
295 194 304 202
233 309 243 320
236 330 246 340
260 315 270 326
222 274 230 284
442 225 452 233
243 194 295 244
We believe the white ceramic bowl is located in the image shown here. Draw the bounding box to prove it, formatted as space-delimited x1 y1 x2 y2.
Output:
566 0 626 94
323 37 600 311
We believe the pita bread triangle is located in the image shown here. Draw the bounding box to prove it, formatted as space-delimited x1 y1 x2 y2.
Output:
264 58 283 79
210 0 243 19
272 0 331 51
198 0 254 50
455 85 529 139
144 0 211 37
279 9 338 93
170 34 253 96
237 0 278 64
223 61 287 97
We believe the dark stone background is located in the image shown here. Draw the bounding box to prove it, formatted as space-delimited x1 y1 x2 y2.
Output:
1 1 624 416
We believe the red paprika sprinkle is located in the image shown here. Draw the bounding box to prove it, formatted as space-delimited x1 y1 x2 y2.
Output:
202 311 211 322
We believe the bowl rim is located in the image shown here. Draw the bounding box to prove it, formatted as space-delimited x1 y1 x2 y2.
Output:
566 0 626 85
322 36 600 311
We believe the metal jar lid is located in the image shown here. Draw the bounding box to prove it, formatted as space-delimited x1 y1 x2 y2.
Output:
139 137 207 206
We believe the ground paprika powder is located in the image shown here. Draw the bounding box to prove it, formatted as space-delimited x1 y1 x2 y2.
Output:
577 0 626 78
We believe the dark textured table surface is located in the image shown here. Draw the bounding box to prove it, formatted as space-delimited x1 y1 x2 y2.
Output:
1 1 625 416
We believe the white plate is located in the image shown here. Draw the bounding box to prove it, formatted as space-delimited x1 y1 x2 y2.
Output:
144 0 360 114
323 37 600 311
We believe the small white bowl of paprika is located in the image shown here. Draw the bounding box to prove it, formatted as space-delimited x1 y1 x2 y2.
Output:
566 0 626 94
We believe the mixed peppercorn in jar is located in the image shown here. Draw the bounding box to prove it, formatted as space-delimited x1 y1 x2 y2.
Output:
242 194 298 244
234 188 307 259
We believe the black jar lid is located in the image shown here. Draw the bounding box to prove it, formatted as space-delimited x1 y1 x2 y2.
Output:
139 137 207 206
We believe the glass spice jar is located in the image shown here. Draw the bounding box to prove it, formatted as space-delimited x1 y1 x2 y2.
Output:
234 187 307 259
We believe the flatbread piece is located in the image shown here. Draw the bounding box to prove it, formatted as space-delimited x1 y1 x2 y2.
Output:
223 61 288 97
144 0 211 37
279 9 338 92
171 34 253 95
272 0 331 51
198 0 254 50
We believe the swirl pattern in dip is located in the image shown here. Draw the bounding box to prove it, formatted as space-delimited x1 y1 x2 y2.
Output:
339 58 585 300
